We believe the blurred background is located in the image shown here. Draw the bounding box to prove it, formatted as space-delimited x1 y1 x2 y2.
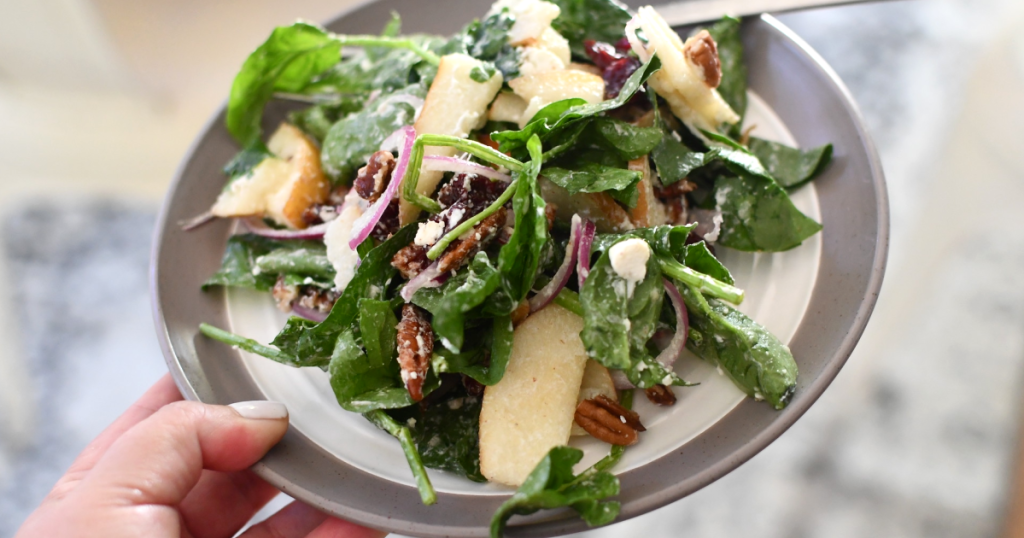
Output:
1 0 1023 536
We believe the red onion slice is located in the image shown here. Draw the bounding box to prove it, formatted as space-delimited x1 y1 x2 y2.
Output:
576 219 597 289
421 155 512 182
400 261 445 302
349 126 416 250
529 214 582 313
610 279 690 390
292 303 329 323
242 217 331 240
656 278 689 369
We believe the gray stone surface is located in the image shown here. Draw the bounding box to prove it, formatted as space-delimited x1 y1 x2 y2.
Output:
3 0 1024 537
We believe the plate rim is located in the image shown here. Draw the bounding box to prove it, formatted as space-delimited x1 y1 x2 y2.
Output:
149 8 889 537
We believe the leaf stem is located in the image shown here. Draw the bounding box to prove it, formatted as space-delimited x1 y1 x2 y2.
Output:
658 257 745 305
331 34 440 65
553 288 584 317
426 178 518 260
199 323 296 364
364 410 437 505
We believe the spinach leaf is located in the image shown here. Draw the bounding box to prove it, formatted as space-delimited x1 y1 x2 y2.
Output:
542 162 641 209
272 224 417 364
406 394 486 482
226 22 342 145
491 56 661 158
548 0 632 59
651 125 705 186
683 241 734 285
254 241 335 281
587 118 664 161
490 446 620 538
364 409 437 505
199 323 319 368
202 234 280 291
413 252 501 352
748 137 833 189
446 9 521 79
713 170 823 252
432 315 514 385
305 34 446 96
681 284 798 409
704 17 746 136
493 136 548 308
223 140 273 181
288 95 366 143
321 83 427 183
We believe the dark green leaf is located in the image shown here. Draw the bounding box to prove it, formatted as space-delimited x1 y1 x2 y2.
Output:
713 170 823 252
748 137 833 189
704 17 746 136
548 0 632 59
199 323 320 368
364 409 437 505
587 118 663 161
271 224 417 364
542 162 641 208
431 315 514 385
288 95 366 143
223 140 272 181
254 241 335 280
681 284 797 409
682 241 734 285
493 136 548 308
321 83 427 182
447 10 521 79
651 127 706 185
203 234 284 291
489 446 621 538
405 394 486 482
412 252 501 352
226 22 342 145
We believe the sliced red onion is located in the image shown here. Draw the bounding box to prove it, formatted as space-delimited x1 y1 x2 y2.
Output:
529 214 582 313
400 261 446 302
576 219 597 289
421 155 512 182
242 217 331 240
625 16 651 63
656 278 689 369
610 279 690 390
179 211 217 232
292 303 329 323
349 126 416 250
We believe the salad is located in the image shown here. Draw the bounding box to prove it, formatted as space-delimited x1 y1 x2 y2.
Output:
194 0 833 535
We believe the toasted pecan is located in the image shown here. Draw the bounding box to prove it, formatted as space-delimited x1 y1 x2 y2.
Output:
644 384 677 406
354 150 396 203
397 304 433 402
436 207 507 274
574 395 646 446
685 30 722 88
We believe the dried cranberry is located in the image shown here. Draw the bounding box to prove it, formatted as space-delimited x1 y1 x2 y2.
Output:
437 173 507 215
371 198 399 241
584 39 624 70
603 56 641 99
614 37 633 54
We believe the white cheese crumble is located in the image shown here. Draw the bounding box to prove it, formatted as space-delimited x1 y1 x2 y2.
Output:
325 190 367 290
703 213 724 243
414 220 446 246
609 238 651 283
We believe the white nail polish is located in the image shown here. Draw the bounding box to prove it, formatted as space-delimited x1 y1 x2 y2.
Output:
229 401 288 420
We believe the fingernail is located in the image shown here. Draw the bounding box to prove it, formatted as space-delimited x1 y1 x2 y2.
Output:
229 401 288 420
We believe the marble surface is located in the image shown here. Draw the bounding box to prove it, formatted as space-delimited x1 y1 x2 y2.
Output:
3 0 1024 537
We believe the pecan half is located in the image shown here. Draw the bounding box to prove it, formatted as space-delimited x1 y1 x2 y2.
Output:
391 243 431 280
397 304 433 402
436 207 507 273
644 384 677 406
574 395 646 446
271 275 299 312
354 150 396 203
685 30 722 88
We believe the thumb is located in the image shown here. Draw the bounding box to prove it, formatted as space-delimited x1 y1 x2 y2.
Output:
78 400 288 508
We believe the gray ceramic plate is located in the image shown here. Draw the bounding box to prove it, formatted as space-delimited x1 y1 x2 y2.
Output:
150 2 888 536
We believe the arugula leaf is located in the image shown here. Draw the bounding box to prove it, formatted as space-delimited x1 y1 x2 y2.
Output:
681 284 798 409
254 241 335 281
202 234 280 291
364 409 437 505
405 394 486 482
748 137 833 189
490 446 621 538
704 17 746 136
271 224 417 364
491 56 661 158
321 83 427 182
226 22 343 145
548 0 632 59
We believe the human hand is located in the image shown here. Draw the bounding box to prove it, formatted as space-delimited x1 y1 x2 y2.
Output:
16 374 385 538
